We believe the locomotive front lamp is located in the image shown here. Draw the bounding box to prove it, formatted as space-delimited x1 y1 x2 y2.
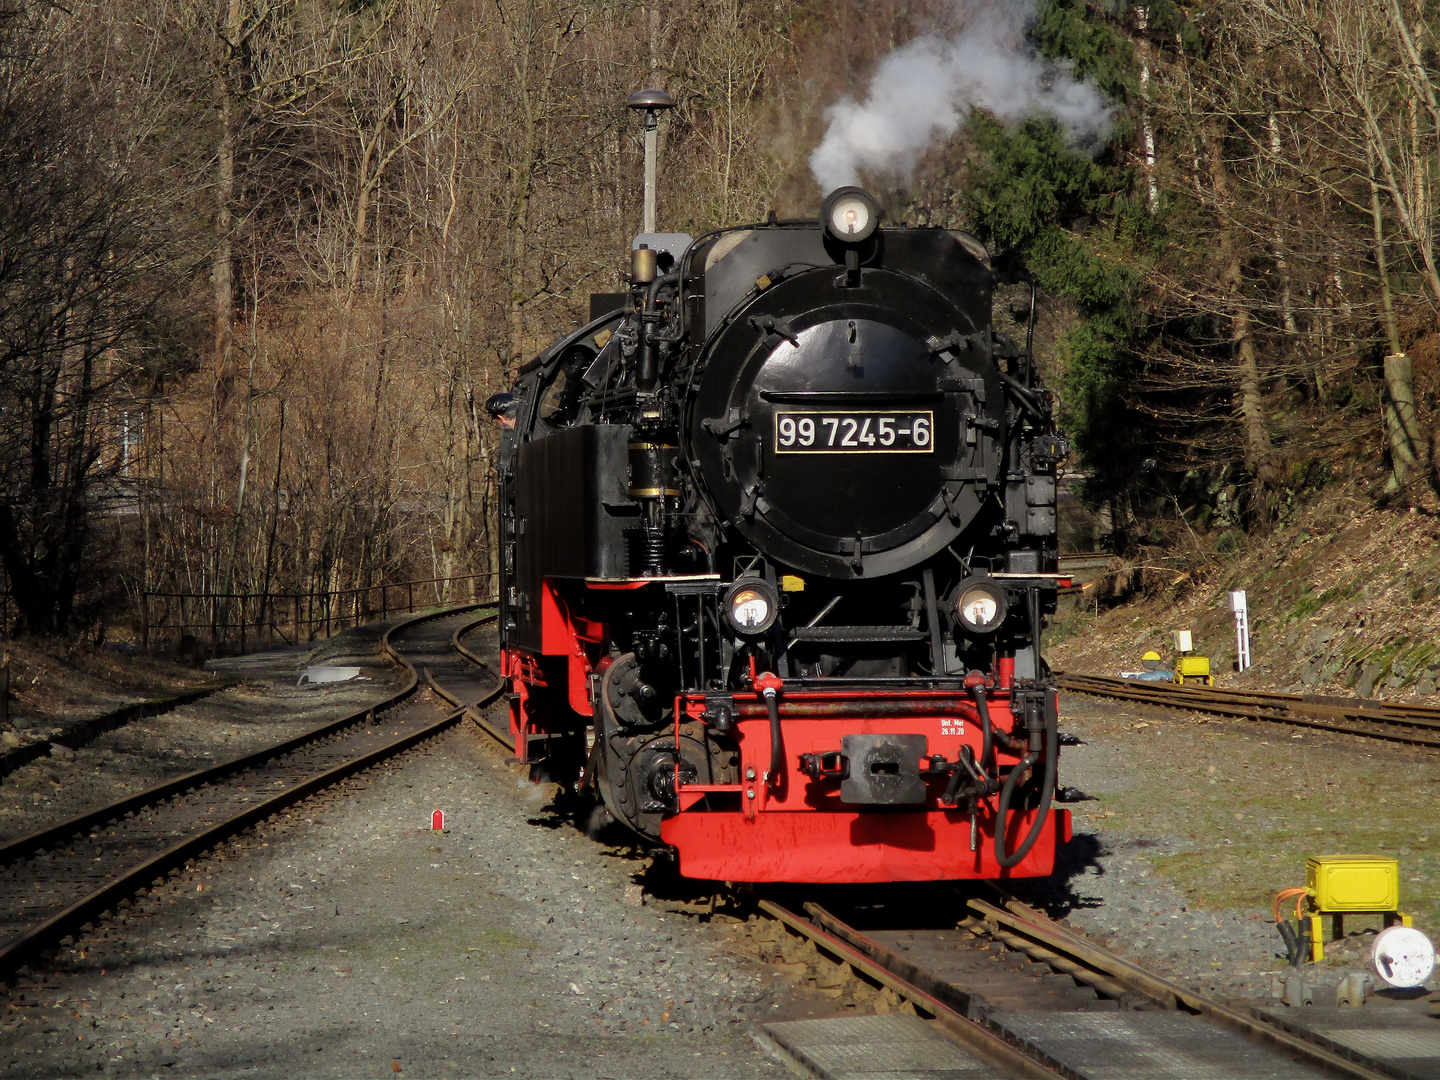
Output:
725 579 778 635
821 186 880 243
954 578 1007 635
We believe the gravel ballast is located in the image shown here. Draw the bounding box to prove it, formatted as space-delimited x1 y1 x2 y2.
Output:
0 629 788 1079
1024 690 1440 1006
6 616 1434 1077
0 623 405 846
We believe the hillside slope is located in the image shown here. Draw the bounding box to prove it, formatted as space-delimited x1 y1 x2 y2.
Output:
1049 479 1440 698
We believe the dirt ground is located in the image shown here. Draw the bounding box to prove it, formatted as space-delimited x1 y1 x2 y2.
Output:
0 638 222 743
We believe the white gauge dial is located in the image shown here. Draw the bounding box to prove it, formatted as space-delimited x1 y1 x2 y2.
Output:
1372 925 1436 988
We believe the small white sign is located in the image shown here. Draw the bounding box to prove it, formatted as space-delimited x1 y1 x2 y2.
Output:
1229 590 1251 672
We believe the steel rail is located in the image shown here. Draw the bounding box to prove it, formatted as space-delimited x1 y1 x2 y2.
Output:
0 606 466 868
756 898 1063 1080
766 892 1387 1080
0 683 233 782
1064 673 1440 726
804 901 1131 1005
1059 673 1440 748
967 894 1390 1080
0 606 502 982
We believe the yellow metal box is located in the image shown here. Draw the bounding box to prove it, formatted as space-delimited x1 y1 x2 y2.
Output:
1173 656 1212 683
1306 855 1399 912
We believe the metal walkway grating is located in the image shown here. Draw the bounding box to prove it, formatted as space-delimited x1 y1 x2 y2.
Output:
990 1010 1326 1079
764 1013 1002 1079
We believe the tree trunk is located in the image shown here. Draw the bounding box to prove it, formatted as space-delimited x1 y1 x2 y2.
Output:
1206 124 1279 501
1368 147 1423 490
212 0 240 411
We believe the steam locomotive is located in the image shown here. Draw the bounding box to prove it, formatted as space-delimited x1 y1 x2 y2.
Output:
494 185 1073 883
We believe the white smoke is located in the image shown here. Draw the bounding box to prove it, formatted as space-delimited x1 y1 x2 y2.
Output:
809 0 1114 194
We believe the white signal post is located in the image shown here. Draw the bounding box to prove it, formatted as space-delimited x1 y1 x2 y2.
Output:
1230 590 1251 673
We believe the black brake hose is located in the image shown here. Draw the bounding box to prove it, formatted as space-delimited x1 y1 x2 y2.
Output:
973 685 1023 769
974 686 995 773
763 687 784 782
996 370 1047 424
994 695 1058 869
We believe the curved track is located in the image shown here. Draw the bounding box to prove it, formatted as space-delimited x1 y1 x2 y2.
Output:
1060 672 1440 748
0 607 502 982
443 617 516 751
759 892 1390 1079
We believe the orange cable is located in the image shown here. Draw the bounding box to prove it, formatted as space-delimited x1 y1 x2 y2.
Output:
1273 886 1311 924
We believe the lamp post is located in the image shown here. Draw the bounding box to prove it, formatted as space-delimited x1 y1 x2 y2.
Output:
627 89 674 235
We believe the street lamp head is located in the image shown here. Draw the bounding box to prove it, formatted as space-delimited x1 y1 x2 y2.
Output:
627 88 675 112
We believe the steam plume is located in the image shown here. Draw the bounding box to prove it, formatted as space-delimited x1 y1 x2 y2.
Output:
809 0 1114 194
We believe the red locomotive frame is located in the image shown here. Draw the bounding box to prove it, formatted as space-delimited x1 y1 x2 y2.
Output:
501 578 1070 884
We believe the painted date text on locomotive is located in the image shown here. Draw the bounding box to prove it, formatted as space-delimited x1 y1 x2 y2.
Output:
774 410 933 453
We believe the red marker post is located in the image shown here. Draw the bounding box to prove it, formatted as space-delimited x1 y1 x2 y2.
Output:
431 809 445 831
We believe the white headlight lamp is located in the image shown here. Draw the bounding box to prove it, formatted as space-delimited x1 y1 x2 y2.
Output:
821 186 880 243
953 577 1008 635
724 578 779 635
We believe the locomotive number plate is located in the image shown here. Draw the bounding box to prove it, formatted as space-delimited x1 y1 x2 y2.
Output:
774 410 933 454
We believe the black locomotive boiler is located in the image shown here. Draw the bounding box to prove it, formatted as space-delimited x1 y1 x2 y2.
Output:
495 185 1073 883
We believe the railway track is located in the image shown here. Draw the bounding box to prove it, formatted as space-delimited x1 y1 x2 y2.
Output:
442 616 517 752
759 890 1392 1079
1059 672 1440 749
0 606 503 983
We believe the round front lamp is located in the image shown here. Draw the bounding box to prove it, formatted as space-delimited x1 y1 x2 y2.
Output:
953 577 1007 635
821 186 880 243
725 578 778 635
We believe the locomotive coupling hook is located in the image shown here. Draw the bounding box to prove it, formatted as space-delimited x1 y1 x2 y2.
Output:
754 672 785 786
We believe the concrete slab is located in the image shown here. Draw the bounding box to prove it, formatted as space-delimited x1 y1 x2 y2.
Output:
764 1013 1002 1079
991 1010 1325 1079
1258 1005 1440 1079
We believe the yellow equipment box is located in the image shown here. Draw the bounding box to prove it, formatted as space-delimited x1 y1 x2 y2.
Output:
1173 655 1213 685
1307 855 1399 911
